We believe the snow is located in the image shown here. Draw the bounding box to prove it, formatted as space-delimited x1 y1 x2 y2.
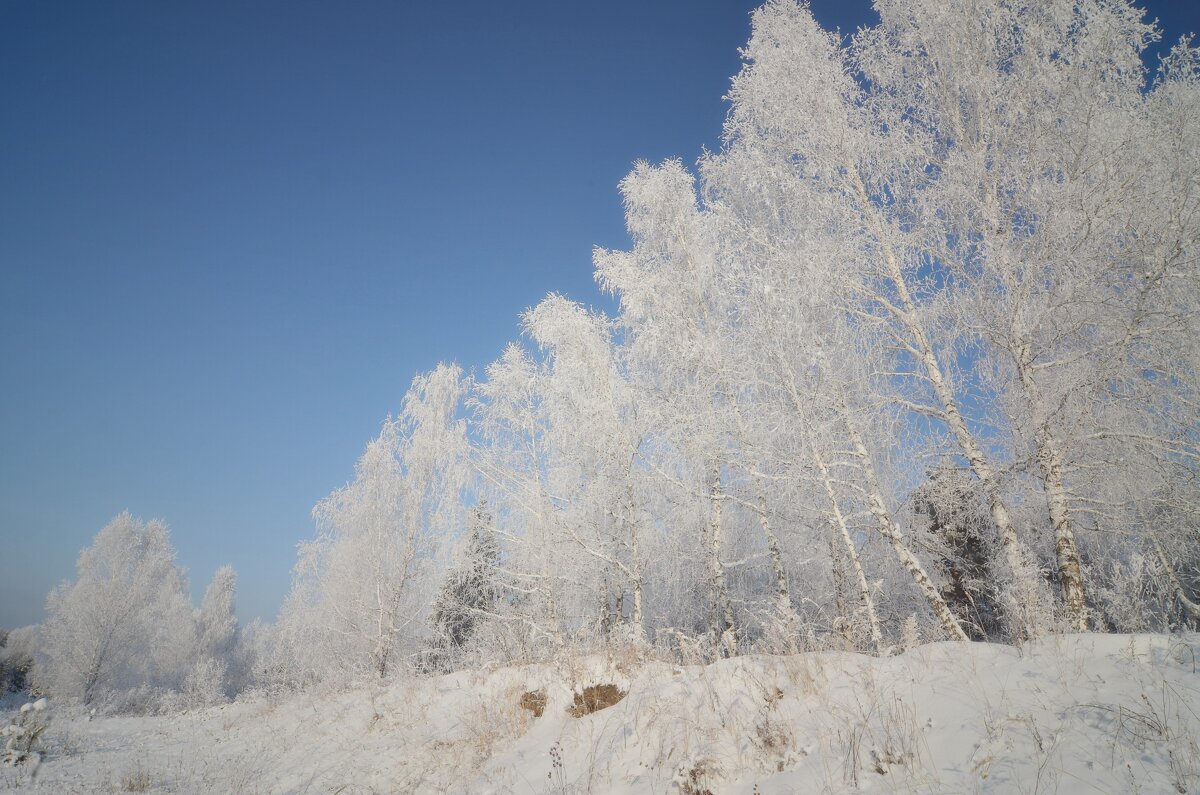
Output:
4 633 1198 793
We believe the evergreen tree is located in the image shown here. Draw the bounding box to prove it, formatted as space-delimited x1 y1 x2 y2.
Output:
428 502 501 670
913 467 1002 641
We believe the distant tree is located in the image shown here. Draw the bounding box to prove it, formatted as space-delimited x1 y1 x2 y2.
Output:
0 627 37 694
427 501 501 670
185 565 239 703
37 512 193 706
195 566 238 661
228 617 275 695
523 295 653 643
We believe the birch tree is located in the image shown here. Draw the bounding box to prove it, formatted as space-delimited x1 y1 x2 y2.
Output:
468 344 571 656
277 364 467 682
853 0 1200 630
523 294 652 643
596 161 751 656
37 512 194 706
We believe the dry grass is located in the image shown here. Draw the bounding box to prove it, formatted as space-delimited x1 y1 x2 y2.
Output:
567 684 626 718
677 759 717 795
120 765 153 792
518 689 546 718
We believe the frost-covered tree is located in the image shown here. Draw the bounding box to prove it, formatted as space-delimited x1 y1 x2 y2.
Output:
0 627 36 694
185 565 239 703
195 565 238 662
37 512 194 706
276 364 468 683
608 0 1200 642
259 0 1198 673
523 295 654 644
596 162 768 656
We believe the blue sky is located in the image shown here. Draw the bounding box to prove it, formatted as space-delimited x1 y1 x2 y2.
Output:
1 0 1196 628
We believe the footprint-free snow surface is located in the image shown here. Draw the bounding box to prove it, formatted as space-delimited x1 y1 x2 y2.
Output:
4 633 1198 793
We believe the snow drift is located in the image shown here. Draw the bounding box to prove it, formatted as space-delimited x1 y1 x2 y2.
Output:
5 633 1198 793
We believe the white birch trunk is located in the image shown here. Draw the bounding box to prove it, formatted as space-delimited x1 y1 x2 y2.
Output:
808 440 885 653
756 497 792 621
837 402 971 642
850 168 1047 639
709 464 738 657
1012 342 1088 630
624 478 646 641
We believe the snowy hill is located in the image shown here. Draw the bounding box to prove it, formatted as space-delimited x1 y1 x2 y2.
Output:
4 633 1198 793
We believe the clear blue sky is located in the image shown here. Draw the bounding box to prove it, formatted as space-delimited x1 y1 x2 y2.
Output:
1 0 1195 629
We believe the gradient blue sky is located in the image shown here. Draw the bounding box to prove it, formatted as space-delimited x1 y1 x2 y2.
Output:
2 0 1196 628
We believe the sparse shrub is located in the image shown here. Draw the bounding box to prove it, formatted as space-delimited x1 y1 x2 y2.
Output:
675 759 716 795
754 685 791 764
548 741 566 791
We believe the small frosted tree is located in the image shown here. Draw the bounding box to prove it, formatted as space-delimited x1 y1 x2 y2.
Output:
185 565 239 704
37 512 193 706
195 565 238 661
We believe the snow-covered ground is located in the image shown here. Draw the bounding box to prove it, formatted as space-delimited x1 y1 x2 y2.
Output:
4 633 1198 794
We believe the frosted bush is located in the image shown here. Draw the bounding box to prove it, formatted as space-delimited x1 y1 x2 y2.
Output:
183 658 228 709
2 698 48 767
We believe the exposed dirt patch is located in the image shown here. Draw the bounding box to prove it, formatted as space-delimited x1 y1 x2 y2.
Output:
518 689 546 718
567 684 626 717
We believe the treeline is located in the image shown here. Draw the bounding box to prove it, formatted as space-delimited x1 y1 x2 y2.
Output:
2 513 264 710
11 0 1200 709
268 0 1200 683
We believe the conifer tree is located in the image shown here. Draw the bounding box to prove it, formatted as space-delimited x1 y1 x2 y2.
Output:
428 502 501 670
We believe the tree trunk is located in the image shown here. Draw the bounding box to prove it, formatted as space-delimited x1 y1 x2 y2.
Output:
757 498 793 621
809 441 884 653
849 168 1047 640
599 578 615 639
1013 341 1088 631
726 397 795 630
709 464 738 657
1038 433 1087 630
625 479 647 642
780 370 884 652
843 412 971 642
